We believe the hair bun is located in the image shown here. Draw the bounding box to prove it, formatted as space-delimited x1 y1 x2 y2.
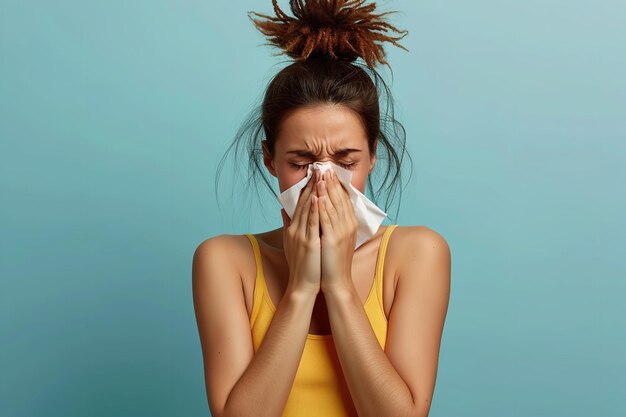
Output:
248 0 408 68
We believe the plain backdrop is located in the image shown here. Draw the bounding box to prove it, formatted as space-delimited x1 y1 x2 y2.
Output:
1 1 625 416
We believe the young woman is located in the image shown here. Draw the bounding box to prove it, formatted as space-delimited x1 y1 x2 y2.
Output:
192 1 451 416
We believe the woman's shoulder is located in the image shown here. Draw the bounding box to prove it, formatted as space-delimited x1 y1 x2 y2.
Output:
193 233 250 256
192 233 256 283
392 225 448 244
390 225 451 266
389 225 450 271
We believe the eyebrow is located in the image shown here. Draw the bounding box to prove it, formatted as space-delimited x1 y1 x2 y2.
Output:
286 148 362 157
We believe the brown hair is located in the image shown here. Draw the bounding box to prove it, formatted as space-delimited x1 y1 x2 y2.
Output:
216 0 413 224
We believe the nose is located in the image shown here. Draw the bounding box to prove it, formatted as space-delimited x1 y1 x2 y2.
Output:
310 161 334 174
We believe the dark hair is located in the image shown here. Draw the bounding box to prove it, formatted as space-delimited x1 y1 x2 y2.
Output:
215 0 413 225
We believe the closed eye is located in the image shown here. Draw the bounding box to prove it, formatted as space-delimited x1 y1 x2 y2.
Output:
289 162 356 170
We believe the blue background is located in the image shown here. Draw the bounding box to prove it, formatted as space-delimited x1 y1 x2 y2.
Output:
2 1 625 416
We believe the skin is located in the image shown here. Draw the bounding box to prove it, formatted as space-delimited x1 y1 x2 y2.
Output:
262 103 376 197
192 103 451 417
262 104 379 293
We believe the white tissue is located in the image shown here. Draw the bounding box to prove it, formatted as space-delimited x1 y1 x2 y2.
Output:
277 161 387 250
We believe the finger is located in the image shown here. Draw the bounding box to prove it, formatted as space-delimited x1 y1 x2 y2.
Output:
332 170 355 225
333 170 351 214
318 196 333 235
296 182 314 235
307 194 319 239
291 173 316 229
332 170 356 235
323 170 346 220
296 170 322 234
316 174 329 202
317 174 339 227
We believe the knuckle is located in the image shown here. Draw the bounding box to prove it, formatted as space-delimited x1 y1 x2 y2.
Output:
294 234 305 246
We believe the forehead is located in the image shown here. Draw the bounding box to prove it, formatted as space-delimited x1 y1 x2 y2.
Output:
275 104 368 152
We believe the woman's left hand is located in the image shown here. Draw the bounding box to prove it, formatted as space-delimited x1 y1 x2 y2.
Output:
315 169 358 294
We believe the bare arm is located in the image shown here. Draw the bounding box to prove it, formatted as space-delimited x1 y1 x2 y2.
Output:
323 226 451 417
192 236 318 417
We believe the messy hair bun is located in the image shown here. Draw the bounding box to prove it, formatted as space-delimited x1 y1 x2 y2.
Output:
216 0 413 226
248 0 408 68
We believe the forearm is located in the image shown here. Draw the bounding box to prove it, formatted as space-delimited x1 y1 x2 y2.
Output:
224 285 317 417
324 283 417 417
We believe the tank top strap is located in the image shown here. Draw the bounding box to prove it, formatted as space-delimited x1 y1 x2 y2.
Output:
243 234 266 326
374 224 399 308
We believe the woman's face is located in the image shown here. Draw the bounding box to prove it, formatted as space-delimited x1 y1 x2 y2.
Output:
262 104 376 194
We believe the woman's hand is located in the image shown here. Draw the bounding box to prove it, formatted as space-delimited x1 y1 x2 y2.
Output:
280 170 322 296
315 169 358 294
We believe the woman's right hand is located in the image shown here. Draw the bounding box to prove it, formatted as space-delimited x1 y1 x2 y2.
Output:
280 170 321 295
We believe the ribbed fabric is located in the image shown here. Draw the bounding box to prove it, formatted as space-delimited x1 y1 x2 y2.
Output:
243 224 398 416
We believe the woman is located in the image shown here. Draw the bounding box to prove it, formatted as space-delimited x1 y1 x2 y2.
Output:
192 1 451 416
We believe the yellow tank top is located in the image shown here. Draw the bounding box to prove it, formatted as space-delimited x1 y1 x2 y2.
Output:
243 224 398 417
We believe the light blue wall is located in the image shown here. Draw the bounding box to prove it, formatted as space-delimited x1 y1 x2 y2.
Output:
2 1 625 416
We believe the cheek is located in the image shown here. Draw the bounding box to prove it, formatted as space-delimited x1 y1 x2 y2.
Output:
349 170 368 194
351 179 366 194
278 167 306 193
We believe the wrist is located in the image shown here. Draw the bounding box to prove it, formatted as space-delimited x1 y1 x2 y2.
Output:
321 278 355 298
286 283 320 299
